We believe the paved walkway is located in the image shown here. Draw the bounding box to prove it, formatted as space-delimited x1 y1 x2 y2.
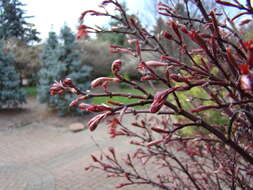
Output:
0 118 156 190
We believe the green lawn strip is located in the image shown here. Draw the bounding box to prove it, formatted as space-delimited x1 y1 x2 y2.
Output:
92 88 153 109
22 86 37 97
93 85 229 136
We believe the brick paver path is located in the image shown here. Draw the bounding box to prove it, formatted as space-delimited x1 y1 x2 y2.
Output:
0 118 157 190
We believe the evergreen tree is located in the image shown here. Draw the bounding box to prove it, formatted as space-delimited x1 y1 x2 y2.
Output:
0 40 25 108
38 27 92 115
59 26 92 90
97 2 128 46
0 0 40 43
57 25 92 115
97 22 125 46
37 31 63 111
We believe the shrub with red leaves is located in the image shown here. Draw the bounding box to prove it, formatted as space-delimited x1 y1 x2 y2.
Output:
51 0 253 189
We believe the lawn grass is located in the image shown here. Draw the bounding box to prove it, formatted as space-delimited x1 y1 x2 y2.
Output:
92 88 153 108
91 87 204 136
21 85 227 136
22 86 37 97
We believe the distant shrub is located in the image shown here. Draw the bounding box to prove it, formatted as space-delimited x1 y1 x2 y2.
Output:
4 38 42 85
0 40 26 108
78 39 119 79
121 51 161 81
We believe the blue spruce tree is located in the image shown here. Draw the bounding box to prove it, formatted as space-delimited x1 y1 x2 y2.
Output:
38 27 92 115
37 31 64 112
57 25 92 115
0 40 25 108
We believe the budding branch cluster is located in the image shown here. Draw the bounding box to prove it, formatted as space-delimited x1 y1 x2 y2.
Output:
51 0 253 189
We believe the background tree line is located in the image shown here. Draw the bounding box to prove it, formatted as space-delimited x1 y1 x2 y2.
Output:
1 0 253 114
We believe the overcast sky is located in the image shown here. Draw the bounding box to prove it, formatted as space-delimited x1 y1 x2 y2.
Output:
20 0 243 42
21 0 146 41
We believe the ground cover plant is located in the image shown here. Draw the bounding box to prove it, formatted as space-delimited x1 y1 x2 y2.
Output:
51 0 253 189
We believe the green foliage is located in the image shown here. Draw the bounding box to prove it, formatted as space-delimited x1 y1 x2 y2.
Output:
192 54 204 64
96 2 128 46
193 54 219 74
0 0 40 43
170 86 229 135
0 40 25 108
37 26 92 115
97 32 125 46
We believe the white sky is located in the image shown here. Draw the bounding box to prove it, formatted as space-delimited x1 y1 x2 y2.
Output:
20 0 243 42
21 0 145 41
